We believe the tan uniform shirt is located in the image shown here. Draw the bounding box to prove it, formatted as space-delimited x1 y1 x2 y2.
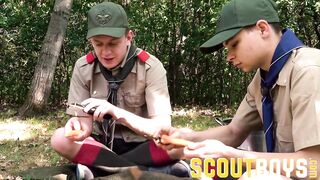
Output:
67 47 172 142
233 47 320 152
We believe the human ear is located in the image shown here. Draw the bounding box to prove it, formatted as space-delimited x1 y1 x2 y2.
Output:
126 30 134 42
256 20 270 36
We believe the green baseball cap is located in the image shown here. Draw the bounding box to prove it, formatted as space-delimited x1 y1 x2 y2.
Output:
200 0 280 53
86 2 128 39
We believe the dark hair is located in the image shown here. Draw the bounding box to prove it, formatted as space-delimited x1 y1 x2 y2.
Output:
244 22 282 33
269 22 282 33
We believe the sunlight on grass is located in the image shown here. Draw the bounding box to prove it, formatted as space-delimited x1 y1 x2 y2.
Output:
0 109 68 177
0 121 33 141
0 118 54 141
172 115 218 131
171 106 235 131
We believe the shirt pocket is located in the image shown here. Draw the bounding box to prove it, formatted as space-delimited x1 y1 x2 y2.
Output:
276 124 294 152
121 92 145 117
123 93 146 107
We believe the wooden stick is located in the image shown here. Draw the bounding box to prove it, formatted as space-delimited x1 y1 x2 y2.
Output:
64 130 83 137
160 134 194 147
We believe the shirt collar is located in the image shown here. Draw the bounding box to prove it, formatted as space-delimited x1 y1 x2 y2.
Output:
271 29 304 66
274 29 304 86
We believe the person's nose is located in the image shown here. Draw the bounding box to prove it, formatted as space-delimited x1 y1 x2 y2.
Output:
101 47 111 56
226 52 235 62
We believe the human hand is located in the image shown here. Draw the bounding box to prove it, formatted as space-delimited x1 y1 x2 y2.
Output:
64 117 93 141
81 98 114 122
151 127 195 160
155 126 194 150
67 103 95 117
183 139 234 159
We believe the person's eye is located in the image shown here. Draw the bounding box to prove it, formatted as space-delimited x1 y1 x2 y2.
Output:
231 42 238 48
109 41 120 47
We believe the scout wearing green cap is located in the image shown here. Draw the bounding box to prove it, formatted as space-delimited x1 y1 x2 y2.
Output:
86 2 129 39
200 0 280 53
154 0 320 179
51 1 191 179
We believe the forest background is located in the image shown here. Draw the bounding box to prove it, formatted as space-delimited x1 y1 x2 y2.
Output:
1 0 320 112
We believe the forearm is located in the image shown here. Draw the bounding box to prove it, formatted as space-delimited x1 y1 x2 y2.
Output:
111 106 171 137
187 125 247 148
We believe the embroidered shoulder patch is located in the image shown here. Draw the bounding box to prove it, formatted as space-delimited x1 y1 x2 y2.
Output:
86 52 95 64
137 50 150 62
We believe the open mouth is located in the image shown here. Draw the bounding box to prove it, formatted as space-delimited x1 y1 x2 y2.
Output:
103 57 114 62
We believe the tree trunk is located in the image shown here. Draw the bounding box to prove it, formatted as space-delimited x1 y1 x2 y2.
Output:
19 0 73 117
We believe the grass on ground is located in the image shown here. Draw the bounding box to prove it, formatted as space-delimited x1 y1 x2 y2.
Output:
0 106 235 179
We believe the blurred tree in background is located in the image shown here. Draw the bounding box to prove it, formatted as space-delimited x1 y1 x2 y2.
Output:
1 0 319 115
18 0 73 116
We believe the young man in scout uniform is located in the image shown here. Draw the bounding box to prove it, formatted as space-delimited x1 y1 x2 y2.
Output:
156 0 320 179
50 1 189 178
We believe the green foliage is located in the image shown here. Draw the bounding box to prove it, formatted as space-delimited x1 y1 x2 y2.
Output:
1 1 53 104
1 0 320 109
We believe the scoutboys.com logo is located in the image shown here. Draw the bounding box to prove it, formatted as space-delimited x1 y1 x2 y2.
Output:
190 158 318 179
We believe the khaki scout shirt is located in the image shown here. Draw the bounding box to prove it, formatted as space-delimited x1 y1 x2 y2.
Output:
233 47 320 152
67 47 172 142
